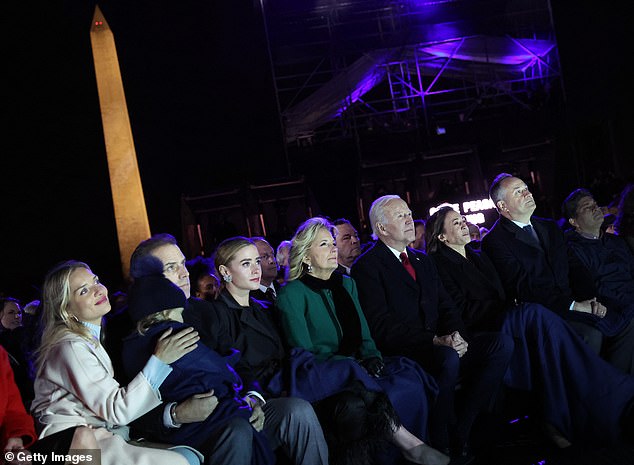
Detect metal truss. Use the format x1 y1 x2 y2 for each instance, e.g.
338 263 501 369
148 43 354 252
261 0 561 146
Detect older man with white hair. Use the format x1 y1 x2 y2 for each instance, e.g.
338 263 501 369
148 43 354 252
351 195 513 459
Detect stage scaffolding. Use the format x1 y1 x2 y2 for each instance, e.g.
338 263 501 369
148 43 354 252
256 0 564 224
261 0 561 148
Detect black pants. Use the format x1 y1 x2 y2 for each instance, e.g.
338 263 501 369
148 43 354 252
417 332 514 450
568 318 634 375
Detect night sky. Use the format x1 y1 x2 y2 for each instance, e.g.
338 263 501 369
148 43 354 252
4 1 633 300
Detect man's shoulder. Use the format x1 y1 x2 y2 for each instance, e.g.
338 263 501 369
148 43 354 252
563 228 582 243
358 239 397 261
185 296 226 325
482 218 523 257
186 296 216 314
482 217 510 244
356 240 381 259
353 240 391 274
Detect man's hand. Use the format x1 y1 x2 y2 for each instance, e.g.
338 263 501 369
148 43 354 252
433 331 468 357
174 390 218 423
591 299 607 318
573 298 607 318
249 405 265 432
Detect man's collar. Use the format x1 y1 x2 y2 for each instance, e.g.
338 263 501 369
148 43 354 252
385 243 406 259
338 263 351 274
576 229 600 240
510 218 532 229
259 283 276 294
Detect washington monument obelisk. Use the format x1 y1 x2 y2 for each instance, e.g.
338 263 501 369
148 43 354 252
90 5 151 278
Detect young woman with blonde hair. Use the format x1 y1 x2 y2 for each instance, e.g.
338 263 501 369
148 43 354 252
31 260 200 465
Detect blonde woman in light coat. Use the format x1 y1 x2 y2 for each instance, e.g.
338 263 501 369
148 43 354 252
31 260 200 465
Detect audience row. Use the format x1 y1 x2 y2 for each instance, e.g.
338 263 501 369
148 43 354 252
2 173 634 465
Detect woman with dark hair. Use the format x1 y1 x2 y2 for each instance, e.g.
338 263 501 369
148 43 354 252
425 206 634 446
31 260 199 465
276 218 448 465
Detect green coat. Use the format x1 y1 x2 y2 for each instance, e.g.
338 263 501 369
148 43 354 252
276 275 381 361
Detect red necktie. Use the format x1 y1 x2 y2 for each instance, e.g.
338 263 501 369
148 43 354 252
400 252 417 281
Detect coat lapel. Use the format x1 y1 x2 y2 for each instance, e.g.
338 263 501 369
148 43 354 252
376 241 419 291
500 216 542 251
464 247 506 299
220 292 280 344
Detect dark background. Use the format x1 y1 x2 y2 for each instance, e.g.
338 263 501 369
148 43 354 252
3 0 633 300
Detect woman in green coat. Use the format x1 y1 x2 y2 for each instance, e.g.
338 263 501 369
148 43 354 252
277 217 448 465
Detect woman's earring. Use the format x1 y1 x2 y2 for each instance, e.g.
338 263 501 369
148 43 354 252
307 263 313 273
223 274 232 283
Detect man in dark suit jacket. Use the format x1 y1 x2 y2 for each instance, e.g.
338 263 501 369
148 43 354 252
333 218 362 275
561 188 634 373
250 237 281 304
352 195 513 457
481 173 613 353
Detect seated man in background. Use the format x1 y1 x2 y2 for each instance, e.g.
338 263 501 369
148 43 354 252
250 237 280 304
275 240 292 284
333 218 362 275
481 173 607 348
562 188 634 374
409 219 426 251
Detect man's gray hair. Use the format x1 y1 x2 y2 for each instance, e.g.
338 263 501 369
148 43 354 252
489 173 514 209
369 195 402 240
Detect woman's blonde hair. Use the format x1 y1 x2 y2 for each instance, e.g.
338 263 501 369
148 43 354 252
213 236 256 282
136 310 174 335
288 217 336 281
36 260 95 374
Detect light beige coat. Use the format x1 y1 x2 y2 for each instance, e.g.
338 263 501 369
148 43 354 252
31 333 188 465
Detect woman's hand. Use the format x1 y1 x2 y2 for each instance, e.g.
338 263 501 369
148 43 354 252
153 327 200 364
3 437 31 465
4 438 24 452
249 405 266 432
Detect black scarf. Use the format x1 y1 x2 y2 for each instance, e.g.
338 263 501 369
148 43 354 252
300 272 362 357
